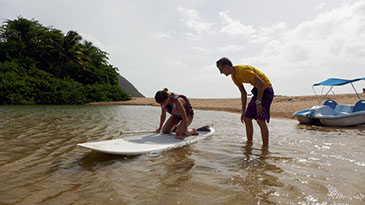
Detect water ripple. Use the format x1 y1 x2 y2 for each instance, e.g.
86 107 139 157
0 105 364 204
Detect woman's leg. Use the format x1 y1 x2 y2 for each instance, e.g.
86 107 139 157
162 115 180 134
175 114 198 139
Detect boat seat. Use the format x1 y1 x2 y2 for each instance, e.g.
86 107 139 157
353 100 365 112
323 99 337 109
334 105 353 113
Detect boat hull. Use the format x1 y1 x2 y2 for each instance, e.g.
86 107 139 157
319 112 365 126
295 115 322 125
293 105 365 127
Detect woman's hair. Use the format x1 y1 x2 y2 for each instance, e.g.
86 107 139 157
154 88 170 103
216 57 233 67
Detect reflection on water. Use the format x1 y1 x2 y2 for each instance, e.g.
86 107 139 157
0 105 364 204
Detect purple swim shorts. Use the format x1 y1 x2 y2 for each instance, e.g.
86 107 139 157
244 87 274 123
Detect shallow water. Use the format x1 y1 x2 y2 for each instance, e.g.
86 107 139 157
0 105 364 204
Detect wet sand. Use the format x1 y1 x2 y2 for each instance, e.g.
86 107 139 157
88 93 365 119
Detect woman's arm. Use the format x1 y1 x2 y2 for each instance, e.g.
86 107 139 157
156 106 166 132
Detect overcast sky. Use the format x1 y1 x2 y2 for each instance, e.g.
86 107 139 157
1 0 365 98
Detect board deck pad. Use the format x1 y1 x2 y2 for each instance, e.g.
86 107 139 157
77 126 214 155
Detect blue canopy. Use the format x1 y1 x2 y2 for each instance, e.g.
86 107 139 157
313 78 365 86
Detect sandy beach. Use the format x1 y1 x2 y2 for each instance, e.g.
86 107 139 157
88 93 365 119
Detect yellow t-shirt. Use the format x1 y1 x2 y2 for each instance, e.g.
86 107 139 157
231 65 272 89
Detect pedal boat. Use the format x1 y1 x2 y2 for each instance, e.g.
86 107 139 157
293 78 365 126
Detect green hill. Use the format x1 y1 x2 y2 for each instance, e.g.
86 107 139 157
0 17 135 104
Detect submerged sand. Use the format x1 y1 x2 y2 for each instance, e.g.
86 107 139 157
88 93 365 119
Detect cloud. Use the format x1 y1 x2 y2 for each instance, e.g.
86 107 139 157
178 7 213 33
315 3 326 11
242 2 365 95
164 59 188 69
249 22 287 43
178 7 214 40
177 8 287 44
272 1 365 66
219 11 256 37
150 31 175 39
217 44 244 53
219 11 287 43
184 32 201 41
192 46 211 54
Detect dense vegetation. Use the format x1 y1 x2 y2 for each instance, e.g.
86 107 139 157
0 17 131 105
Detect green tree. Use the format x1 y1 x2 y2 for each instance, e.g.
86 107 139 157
0 17 131 105
50 30 89 69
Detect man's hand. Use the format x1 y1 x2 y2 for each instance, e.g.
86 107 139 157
256 104 266 116
241 113 245 123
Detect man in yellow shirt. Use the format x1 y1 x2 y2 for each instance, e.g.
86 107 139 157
216 57 274 147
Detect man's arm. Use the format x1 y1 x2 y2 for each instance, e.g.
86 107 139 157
235 82 247 123
253 75 266 116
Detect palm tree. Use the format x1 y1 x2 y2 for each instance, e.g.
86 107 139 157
81 40 108 66
51 30 88 70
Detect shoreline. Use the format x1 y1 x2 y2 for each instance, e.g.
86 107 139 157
87 93 365 120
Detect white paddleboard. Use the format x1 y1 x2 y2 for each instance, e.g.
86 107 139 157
77 126 215 155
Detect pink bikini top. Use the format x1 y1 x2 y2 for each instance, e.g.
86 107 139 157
163 93 193 116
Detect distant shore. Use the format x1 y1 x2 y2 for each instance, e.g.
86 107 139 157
87 93 365 119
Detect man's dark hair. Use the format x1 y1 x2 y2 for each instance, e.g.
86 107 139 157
216 57 233 68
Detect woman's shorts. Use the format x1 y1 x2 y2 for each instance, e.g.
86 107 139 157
173 110 194 122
